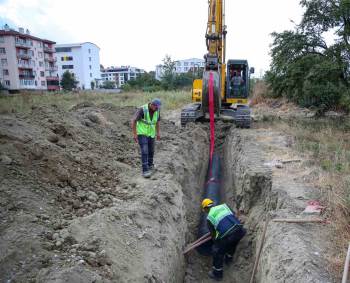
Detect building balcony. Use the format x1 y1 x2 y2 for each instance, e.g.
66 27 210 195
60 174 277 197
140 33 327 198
44 46 54 53
15 41 31 49
17 53 32 59
19 74 35 79
18 62 34 69
46 76 59 81
44 57 57 62
45 65 58 72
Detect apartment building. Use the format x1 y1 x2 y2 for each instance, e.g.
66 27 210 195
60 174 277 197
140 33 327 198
55 42 101 90
100 66 145 88
155 58 205 80
0 25 59 91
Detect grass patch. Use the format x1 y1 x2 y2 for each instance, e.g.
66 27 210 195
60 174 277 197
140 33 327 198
261 116 350 274
0 90 191 114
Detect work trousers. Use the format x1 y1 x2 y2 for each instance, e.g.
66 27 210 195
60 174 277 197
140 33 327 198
137 135 155 173
212 227 246 275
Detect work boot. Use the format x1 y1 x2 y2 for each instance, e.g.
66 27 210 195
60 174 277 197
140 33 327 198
142 171 151 178
208 270 223 281
224 254 233 265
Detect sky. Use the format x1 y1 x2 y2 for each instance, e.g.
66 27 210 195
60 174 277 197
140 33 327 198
0 0 304 76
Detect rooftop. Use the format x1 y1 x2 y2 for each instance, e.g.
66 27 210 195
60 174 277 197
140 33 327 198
55 42 100 50
0 29 55 44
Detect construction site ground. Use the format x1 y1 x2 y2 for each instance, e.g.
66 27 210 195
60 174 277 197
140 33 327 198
0 101 340 282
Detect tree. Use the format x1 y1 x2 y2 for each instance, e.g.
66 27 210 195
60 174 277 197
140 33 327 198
161 55 176 90
102 80 116 89
60 71 78 91
122 72 161 92
266 0 350 112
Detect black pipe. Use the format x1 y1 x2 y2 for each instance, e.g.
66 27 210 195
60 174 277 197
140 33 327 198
196 153 222 255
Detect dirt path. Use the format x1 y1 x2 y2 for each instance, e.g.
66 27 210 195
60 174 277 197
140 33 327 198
0 103 338 282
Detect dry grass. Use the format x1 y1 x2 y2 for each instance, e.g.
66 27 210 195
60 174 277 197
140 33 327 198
269 118 350 274
0 90 192 114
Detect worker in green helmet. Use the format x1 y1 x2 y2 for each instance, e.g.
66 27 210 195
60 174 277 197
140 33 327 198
131 98 161 178
202 198 246 281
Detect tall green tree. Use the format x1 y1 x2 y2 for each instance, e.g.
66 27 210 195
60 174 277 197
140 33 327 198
60 71 78 91
266 0 350 111
161 55 176 90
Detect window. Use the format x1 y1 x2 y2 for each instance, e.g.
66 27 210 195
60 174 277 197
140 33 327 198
1 59 7 66
3 69 9 76
62 65 74 69
41 81 46 86
89 57 91 62
61 56 73 61
5 80 10 86
38 52 43 58
38 42 42 48
0 36 4 43
88 49 91 53
90 73 92 77
184 62 188 66
39 61 43 67
0 48 5 54
40 71 44 77
55 47 72 52
89 65 91 70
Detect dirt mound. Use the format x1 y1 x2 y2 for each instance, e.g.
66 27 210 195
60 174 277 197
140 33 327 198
0 102 338 283
0 103 208 282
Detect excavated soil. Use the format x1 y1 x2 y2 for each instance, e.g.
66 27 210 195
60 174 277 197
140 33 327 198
0 103 338 282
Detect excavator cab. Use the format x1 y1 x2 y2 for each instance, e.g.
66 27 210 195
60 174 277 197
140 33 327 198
225 60 253 104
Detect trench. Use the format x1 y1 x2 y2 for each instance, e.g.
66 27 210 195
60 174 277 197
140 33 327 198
171 119 336 283
179 122 273 283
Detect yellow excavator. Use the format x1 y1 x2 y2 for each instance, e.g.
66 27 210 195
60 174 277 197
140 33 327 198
181 0 254 128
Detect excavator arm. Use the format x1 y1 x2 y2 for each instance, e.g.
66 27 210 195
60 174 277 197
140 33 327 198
202 0 226 116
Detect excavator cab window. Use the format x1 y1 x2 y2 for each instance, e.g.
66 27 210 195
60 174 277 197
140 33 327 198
226 62 248 99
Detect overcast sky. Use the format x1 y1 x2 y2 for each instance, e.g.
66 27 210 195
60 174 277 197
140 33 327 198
0 0 303 75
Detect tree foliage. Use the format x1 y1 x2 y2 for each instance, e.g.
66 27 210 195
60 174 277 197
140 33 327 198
60 71 78 91
122 72 162 92
101 80 116 89
122 55 199 92
266 0 350 112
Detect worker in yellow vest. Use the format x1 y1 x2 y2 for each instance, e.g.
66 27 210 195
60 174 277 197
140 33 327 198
131 98 161 178
202 198 246 281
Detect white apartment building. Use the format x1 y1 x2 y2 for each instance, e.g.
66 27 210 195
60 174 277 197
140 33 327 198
55 42 101 90
155 58 205 80
100 66 145 88
0 25 59 91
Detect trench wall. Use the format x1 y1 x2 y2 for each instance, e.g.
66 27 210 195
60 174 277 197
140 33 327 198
222 128 335 283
